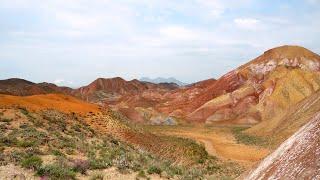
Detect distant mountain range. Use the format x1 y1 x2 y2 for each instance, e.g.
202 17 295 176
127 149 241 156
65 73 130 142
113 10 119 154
140 77 187 86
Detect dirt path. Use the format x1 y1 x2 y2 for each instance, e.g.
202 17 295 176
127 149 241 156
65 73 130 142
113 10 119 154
150 126 270 166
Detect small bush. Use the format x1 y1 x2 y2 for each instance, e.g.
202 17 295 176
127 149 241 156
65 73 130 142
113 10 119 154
0 118 12 123
66 148 75 155
137 170 147 179
19 124 29 129
21 155 43 170
25 147 43 156
8 150 27 163
114 155 131 172
71 124 82 132
147 166 162 175
0 124 7 131
19 107 29 116
90 159 111 170
165 166 183 177
0 136 18 146
37 164 76 180
181 168 203 180
17 140 37 148
72 159 89 174
89 173 104 180
52 149 66 157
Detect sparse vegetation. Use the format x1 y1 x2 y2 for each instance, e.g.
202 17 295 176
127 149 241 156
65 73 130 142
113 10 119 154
0 118 12 123
136 170 147 179
231 127 267 146
37 164 76 180
0 108 244 179
147 165 162 175
21 155 43 170
89 172 104 180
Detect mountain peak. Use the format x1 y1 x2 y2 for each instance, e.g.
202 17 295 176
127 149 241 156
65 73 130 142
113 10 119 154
238 45 320 73
95 77 125 82
140 77 186 86
0 78 35 85
263 45 319 59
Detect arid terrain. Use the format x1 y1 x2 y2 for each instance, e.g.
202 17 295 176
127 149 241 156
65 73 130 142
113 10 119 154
0 45 319 179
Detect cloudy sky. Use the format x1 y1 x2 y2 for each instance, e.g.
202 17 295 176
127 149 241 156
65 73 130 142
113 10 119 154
1 0 320 87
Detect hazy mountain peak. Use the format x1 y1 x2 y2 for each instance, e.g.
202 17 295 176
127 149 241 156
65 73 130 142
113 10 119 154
140 77 187 86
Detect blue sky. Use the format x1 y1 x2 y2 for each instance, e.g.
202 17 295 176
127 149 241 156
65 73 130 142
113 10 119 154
0 0 319 87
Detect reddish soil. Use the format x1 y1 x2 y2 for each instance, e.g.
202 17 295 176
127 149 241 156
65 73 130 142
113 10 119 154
0 93 100 114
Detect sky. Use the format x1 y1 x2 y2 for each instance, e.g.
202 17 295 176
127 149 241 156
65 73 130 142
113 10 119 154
0 0 320 87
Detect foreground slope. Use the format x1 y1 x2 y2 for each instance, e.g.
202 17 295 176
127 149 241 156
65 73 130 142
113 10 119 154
242 111 320 180
0 94 243 179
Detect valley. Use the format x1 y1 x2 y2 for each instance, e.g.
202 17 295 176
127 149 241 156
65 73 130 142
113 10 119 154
145 125 270 166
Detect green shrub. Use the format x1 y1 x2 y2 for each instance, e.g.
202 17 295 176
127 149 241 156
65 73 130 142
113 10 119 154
19 124 29 129
71 159 89 174
114 154 131 172
0 136 18 146
136 170 147 179
24 147 43 157
89 173 104 180
147 166 162 175
19 107 29 116
66 148 75 155
89 158 111 169
71 124 82 132
181 168 203 180
37 164 76 180
0 118 12 123
52 149 66 157
17 140 37 148
164 165 183 177
8 150 27 163
21 155 43 170
0 124 7 131
206 163 221 174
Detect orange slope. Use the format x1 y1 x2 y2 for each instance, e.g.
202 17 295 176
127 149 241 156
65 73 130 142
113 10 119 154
0 93 100 114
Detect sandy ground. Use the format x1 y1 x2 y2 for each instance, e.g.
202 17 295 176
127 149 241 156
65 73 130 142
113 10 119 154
0 164 39 180
149 126 270 167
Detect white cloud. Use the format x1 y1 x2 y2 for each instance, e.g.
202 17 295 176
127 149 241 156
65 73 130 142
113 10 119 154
307 0 320 4
209 9 224 18
53 79 65 84
234 18 260 29
159 26 198 40
55 11 101 30
1 0 320 84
